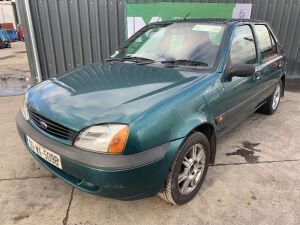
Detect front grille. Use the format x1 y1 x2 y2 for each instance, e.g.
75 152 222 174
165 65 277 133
28 109 77 141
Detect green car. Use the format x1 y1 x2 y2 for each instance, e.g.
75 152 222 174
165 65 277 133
16 19 286 205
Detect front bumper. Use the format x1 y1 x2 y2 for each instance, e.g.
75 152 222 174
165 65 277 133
16 111 182 200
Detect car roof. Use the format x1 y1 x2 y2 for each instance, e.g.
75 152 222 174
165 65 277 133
151 18 267 26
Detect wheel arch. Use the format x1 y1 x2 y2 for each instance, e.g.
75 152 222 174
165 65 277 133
185 122 217 164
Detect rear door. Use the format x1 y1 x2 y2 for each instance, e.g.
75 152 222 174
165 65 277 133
254 24 284 101
222 24 260 131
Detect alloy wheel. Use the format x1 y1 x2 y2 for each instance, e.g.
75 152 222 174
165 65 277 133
272 83 281 110
178 143 206 195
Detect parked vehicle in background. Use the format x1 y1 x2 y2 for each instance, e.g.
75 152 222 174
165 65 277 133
0 23 18 43
0 38 5 49
16 19 286 205
0 29 11 48
5 29 18 41
17 24 24 41
0 23 14 30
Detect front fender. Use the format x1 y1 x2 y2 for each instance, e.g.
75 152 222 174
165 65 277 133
125 78 217 155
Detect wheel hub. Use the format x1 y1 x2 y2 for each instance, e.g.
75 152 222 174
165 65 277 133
272 83 281 110
178 144 206 195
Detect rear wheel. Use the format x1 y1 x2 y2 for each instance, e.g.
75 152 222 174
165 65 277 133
259 81 282 115
159 132 210 205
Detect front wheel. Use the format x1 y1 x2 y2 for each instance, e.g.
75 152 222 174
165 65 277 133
259 81 282 115
159 132 210 205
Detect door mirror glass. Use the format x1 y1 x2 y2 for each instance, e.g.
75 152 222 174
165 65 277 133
229 64 255 77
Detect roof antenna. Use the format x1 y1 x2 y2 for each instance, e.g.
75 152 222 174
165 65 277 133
184 12 191 20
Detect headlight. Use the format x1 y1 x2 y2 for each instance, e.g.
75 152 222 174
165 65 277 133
74 124 129 154
21 95 29 120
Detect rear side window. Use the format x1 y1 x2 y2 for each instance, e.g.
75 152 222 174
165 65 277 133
255 25 277 62
230 25 257 65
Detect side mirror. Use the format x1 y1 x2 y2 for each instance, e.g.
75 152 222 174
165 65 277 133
227 64 255 78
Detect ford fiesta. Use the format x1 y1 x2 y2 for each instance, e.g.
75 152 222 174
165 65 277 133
16 19 286 205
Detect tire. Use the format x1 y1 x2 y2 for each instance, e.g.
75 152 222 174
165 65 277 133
259 80 282 115
159 132 210 205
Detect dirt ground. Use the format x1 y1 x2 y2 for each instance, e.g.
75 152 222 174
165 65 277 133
0 41 30 76
0 42 31 96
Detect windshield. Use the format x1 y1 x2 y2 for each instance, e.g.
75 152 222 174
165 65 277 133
112 23 225 68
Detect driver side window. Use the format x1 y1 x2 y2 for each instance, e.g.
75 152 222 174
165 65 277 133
230 25 257 65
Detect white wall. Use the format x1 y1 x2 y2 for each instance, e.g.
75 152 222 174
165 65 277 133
0 2 16 27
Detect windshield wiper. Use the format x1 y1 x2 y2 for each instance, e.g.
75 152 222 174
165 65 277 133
105 56 154 63
160 59 208 67
105 57 123 62
121 56 155 62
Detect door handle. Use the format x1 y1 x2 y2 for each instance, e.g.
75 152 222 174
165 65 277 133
255 72 262 80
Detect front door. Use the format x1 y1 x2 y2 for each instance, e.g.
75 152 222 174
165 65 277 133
222 25 260 132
